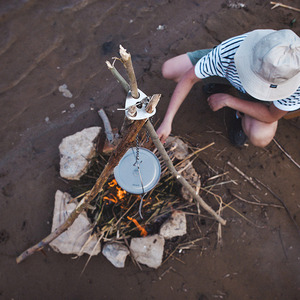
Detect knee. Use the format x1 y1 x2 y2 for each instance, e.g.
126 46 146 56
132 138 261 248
249 135 273 148
161 60 173 80
243 118 277 148
247 125 276 148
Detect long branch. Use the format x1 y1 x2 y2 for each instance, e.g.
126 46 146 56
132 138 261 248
145 121 226 225
16 117 150 264
108 54 226 225
106 61 130 93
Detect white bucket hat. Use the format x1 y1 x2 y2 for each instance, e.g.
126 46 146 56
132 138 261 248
234 29 300 101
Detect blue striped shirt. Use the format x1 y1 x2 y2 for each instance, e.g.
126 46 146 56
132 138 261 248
194 33 300 112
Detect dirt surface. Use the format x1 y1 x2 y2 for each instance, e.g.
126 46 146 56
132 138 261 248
1 0 300 299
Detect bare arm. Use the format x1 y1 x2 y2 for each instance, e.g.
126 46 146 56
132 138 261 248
157 67 201 142
207 93 287 122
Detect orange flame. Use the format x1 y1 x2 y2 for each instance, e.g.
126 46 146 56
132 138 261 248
103 194 118 204
127 216 147 237
116 186 127 199
108 179 117 188
104 179 127 205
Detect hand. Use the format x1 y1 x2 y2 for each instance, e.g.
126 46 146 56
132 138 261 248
207 93 230 111
156 121 172 144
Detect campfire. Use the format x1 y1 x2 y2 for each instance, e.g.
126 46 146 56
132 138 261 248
73 139 196 242
61 135 215 269
16 45 226 267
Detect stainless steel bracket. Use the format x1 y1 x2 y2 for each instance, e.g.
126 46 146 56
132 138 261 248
125 89 156 120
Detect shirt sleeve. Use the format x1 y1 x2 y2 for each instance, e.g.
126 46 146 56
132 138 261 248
273 88 300 111
194 46 224 79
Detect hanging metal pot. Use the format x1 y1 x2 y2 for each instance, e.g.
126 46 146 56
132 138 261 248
114 147 161 194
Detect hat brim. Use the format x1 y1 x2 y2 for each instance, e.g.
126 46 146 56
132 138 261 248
234 29 300 101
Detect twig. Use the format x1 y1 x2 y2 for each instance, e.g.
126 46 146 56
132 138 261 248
277 227 288 260
105 52 226 226
119 45 138 98
176 142 215 168
146 94 161 113
270 1 300 12
98 108 115 144
217 222 223 248
178 237 207 248
124 238 142 271
255 178 300 237
231 192 283 209
273 138 300 169
145 121 226 225
226 202 265 228
207 171 229 182
158 266 176 280
204 180 238 189
106 61 130 92
177 159 195 174
227 161 261 190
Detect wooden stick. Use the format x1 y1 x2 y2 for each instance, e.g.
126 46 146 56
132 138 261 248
119 45 139 98
145 121 226 225
107 53 226 225
270 1 300 12
16 47 159 263
227 161 261 190
146 94 161 113
16 116 151 263
273 138 300 169
106 61 130 93
231 192 283 209
98 108 115 143
255 178 300 237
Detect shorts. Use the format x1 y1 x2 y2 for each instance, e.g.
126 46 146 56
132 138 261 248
187 49 212 66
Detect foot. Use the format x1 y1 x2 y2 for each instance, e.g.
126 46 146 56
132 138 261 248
227 110 247 147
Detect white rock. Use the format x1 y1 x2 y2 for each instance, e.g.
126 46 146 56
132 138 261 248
59 84 73 98
157 24 166 30
102 243 130 268
159 210 187 239
50 190 101 256
165 136 189 160
59 127 101 180
130 234 165 269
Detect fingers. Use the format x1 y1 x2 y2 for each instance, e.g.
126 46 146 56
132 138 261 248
207 96 214 110
207 94 222 111
156 121 172 144
157 131 167 144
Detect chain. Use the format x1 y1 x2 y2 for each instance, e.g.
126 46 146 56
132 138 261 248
134 134 140 166
132 134 146 219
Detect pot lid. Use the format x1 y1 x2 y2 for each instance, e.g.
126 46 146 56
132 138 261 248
114 147 161 194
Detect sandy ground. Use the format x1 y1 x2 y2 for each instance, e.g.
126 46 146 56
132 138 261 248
0 0 300 299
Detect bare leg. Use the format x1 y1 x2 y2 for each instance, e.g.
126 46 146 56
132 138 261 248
242 115 277 147
162 54 193 82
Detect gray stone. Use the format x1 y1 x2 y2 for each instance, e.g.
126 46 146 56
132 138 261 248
165 136 189 160
159 210 187 239
59 127 101 180
50 190 101 256
102 243 130 268
130 234 165 269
